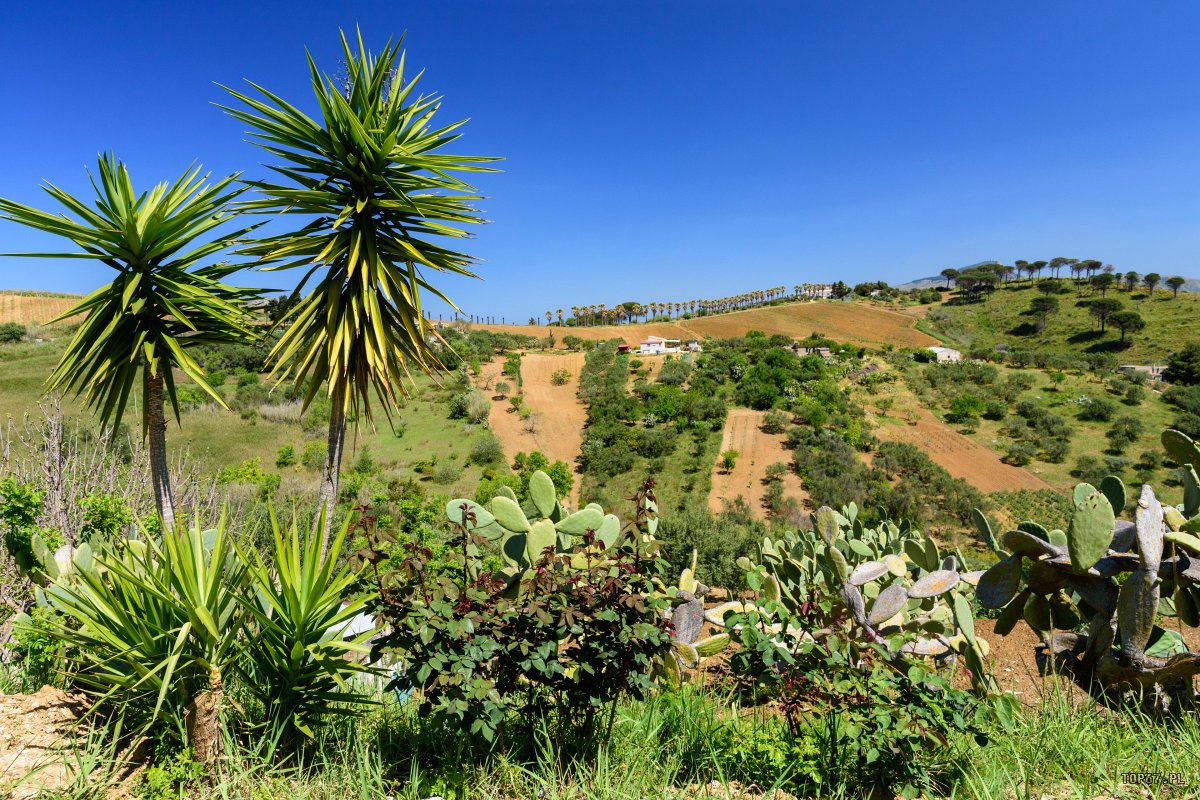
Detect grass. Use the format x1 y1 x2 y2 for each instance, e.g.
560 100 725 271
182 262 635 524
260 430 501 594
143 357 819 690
0 337 501 500
927 281 1200 364
8 673 1199 799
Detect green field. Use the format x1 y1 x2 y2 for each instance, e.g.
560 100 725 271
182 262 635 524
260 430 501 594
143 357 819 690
926 281 1200 363
0 337 500 502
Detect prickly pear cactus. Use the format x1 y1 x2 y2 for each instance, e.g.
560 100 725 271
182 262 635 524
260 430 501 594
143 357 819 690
980 434 1200 710
656 549 733 686
732 504 997 695
445 470 622 596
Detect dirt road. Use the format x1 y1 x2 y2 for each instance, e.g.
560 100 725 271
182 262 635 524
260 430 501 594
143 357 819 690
480 352 588 506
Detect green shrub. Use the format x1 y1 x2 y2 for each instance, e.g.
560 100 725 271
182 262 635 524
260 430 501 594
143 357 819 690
470 434 504 465
473 474 523 505
136 747 205 800
1005 442 1036 466
80 493 132 543
9 606 65 690
275 444 297 468
550 368 571 385
1106 415 1144 451
761 409 790 434
0 477 44 573
433 461 462 485
655 503 766 590
776 647 984 798
365 488 671 757
216 457 282 500
946 393 986 424
1078 396 1117 422
301 441 326 470
0 322 26 343
1123 383 1145 406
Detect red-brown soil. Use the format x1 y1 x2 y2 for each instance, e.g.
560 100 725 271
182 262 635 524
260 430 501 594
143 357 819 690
446 300 938 350
709 409 809 519
872 402 1054 493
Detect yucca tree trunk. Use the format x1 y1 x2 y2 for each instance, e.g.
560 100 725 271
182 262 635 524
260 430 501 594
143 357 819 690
146 370 176 531
317 397 347 554
186 668 224 764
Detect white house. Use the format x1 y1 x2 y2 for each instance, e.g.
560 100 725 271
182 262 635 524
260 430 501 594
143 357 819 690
638 336 682 355
927 346 962 363
1118 364 1167 381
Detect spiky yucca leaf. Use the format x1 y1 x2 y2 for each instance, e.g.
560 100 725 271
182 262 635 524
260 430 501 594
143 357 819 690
0 155 257 431
220 29 500 421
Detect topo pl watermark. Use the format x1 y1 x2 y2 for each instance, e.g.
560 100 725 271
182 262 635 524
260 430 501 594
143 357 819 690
1121 771 1187 787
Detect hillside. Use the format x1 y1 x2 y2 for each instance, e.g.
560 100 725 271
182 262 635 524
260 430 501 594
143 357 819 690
456 299 938 350
0 291 84 327
921 282 1200 363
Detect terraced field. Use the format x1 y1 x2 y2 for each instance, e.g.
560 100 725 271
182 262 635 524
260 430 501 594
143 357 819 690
0 292 83 326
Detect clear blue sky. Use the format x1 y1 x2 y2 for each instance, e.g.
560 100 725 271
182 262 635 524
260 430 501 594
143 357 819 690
1 1 1198 321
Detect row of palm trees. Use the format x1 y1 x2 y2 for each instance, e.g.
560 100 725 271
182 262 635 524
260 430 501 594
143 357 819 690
0 31 493 548
552 284 843 327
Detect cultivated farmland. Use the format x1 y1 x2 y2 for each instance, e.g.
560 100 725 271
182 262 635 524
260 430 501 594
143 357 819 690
456 299 938 350
0 291 83 326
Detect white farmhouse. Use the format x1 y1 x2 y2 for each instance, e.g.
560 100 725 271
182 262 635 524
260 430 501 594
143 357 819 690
927 346 962 363
638 335 682 355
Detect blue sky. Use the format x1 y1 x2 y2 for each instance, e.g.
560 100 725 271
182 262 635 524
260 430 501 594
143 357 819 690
1 2 1198 322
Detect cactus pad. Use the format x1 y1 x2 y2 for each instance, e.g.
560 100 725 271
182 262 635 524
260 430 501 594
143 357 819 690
1134 484 1165 572
977 555 1022 609
1116 566 1159 663
1002 529 1060 558
526 520 557 562
849 560 889 585
529 471 557 517
1163 429 1200 470
1067 490 1115 573
490 495 531 532
869 582 909 625
909 569 960 598
1099 475 1127 518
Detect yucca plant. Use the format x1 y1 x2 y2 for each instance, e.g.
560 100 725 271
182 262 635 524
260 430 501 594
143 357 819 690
25 509 377 764
221 29 500 546
0 156 257 528
35 517 248 761
236 508 376 754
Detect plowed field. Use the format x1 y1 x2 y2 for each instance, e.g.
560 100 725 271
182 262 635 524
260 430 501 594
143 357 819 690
479 352 587 506
0 292 82 326
451 300 938 349
873 402 1053 493
709 408 808 519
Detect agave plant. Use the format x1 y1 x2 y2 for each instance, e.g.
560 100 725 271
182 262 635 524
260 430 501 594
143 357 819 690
221 29 500 547
19 510 375 762
236 509 376 752
28 517 248 760
0 156 256 529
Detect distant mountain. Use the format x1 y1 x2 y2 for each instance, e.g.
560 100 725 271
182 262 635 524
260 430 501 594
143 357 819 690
896 262 999 291
896 265 1200 293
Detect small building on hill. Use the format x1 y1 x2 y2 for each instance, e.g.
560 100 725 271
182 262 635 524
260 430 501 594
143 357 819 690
638 336 681 355
1118 364 1167 381
792 344 835 361
927 346 962 363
